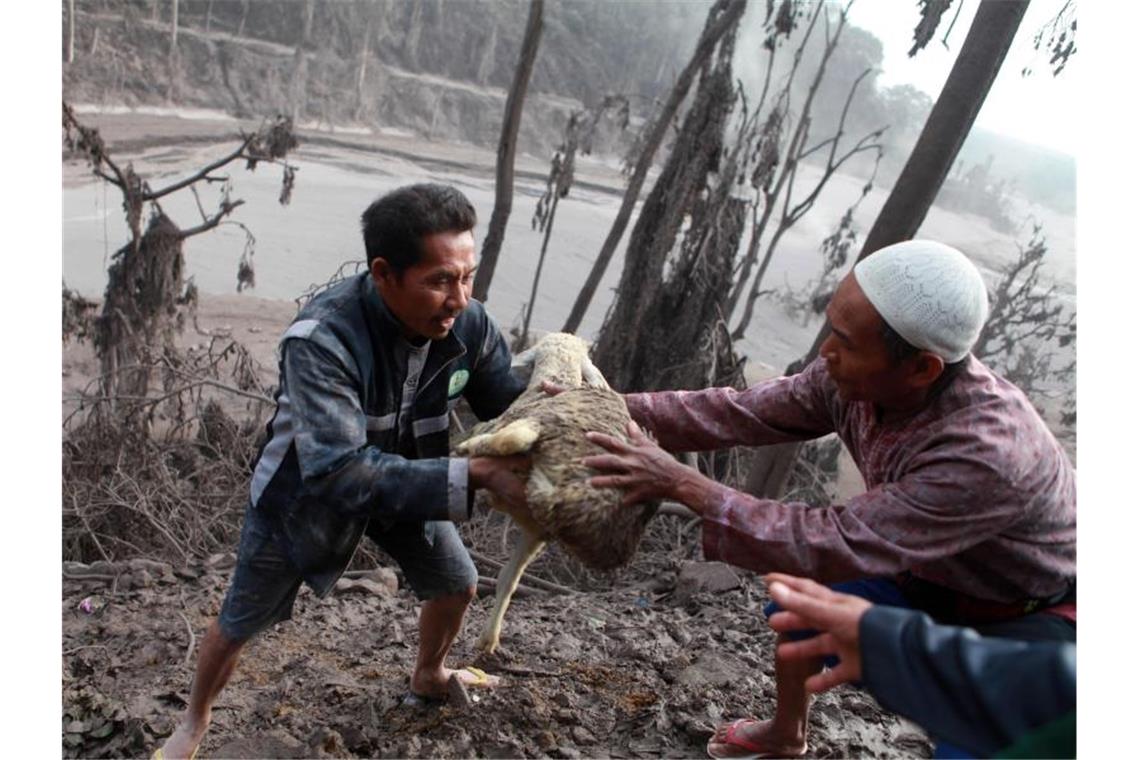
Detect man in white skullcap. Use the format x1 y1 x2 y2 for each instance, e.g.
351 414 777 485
581 240 1076 758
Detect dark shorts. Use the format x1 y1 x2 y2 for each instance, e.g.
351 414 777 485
763 577 1076 667
217 504 477 642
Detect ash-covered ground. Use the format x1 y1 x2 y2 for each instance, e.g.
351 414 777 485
62 514 930 759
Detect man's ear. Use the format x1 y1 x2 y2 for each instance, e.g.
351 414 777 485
911 351 946 388
370 257 394 287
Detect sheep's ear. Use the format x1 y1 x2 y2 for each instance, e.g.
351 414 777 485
581 357 609 389
511 345 537 385
512 345 537 370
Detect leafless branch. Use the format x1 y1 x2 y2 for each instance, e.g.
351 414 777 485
143 138 254 201
179 199 246 239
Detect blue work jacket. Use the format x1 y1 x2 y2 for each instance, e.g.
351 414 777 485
249 272 524 595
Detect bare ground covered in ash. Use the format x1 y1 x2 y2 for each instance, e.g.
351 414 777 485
62 517 931 759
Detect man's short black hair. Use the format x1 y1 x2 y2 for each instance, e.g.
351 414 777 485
881 320 968 379
361 183 477 274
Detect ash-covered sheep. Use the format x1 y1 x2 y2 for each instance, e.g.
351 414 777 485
454 332 658 653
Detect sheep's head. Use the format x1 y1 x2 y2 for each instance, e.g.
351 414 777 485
513 332 610 391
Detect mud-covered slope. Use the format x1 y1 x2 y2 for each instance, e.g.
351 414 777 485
62 531 930 759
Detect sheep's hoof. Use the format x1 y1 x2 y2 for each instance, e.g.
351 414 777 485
476 633 500 654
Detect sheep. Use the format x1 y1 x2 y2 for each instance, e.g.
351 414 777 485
453 332 658 653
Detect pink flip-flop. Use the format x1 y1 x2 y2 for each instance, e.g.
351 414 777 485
705 719 807 759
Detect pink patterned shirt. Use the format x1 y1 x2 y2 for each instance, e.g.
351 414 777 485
624 357 1076 603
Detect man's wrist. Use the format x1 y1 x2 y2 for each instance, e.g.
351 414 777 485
671 466 716 516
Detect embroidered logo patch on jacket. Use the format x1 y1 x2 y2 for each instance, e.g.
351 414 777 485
448 369 470 397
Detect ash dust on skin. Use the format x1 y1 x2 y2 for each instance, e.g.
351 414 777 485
62 512 929 759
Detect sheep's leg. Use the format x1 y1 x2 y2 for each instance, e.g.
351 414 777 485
456 418 540 457
477 526 546 653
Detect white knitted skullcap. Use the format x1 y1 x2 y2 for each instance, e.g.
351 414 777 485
853 240 989 362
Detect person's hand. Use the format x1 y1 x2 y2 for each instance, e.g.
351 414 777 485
581 419 694 506
765 573 873 693
468 454 531 519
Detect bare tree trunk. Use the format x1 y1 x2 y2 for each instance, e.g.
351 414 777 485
471 0 544 303
478 22 499 86
66 0 76 63
725 2 838 324
354 0 378 121
405 1 424 69
521 191 559 345
744 0 1031 501
591 41 739 391
560 0 746 334
205 0 213 33
290 0 316 125
237 0 249 37
166 0 180 103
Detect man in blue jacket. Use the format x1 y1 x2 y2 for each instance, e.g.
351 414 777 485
156 184 530 760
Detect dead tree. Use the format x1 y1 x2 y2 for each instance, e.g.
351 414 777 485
290 0 316 125
590 45 739 392
726 1 828 319
236 0 250 37
521 97 631 347
778 192 874 328
1024 0 1076 77
66 0 76 64
594 33 753 485
472 0 544 303
592 0 827 397
973 224 1075 411
353 0 379 122
63 103 298 413
166 0 181 103
730 65 886 339
560 0 746 334
743 0 1032 501
725 2 886 342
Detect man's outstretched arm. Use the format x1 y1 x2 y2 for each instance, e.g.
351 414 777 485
767 574 1076 758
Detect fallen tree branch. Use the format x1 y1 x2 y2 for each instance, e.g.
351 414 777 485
66 377 274 407
62 571 119 582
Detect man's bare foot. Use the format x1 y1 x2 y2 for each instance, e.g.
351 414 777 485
410 665 500 699
706 718 807 759
155 718 207 760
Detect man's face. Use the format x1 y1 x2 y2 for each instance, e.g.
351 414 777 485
819 273 913 405
371 229 477 342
